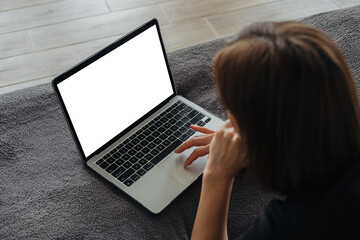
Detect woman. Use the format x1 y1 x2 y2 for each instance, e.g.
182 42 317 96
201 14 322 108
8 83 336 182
175 21 360 239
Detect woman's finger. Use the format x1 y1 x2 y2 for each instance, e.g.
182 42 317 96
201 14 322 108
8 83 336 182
174 134 213 153
217 119 232 133
225 119 232 128
190 125 214 134
184 145 210 167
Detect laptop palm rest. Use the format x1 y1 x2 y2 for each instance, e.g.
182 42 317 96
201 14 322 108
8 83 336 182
158 148 206 186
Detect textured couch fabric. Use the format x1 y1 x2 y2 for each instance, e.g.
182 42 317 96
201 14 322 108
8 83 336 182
1 5 359 239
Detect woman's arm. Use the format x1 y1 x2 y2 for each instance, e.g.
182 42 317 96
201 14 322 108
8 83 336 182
191 173 234 240
176 119 247 240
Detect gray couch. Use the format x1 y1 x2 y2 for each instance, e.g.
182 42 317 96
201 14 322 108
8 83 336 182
1 5 359 239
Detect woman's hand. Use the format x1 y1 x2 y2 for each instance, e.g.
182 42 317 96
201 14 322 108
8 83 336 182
205 119 247 181
175 120 247 179
174 124 216 167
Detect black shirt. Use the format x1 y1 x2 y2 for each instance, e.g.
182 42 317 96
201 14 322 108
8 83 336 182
237 161 360 240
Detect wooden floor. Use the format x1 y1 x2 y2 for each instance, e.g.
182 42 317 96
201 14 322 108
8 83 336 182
0 0 358 94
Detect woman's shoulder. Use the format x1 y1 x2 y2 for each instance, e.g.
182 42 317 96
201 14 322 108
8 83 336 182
238 160 360 240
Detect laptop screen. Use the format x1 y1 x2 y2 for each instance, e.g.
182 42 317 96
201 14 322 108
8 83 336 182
57 25 174 158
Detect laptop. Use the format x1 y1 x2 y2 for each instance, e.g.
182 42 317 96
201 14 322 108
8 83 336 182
52 18 224 214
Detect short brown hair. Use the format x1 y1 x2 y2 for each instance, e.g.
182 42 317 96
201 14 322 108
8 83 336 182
214 22 360 194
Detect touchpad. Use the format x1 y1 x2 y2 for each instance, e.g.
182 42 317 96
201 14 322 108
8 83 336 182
158 147 207 186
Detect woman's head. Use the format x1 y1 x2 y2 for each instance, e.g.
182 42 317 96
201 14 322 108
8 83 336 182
214 21 360 194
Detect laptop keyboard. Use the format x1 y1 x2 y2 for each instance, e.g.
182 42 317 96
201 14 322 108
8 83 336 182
95 100 211 187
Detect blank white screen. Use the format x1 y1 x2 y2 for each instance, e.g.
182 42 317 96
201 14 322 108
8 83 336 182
58 26 174 157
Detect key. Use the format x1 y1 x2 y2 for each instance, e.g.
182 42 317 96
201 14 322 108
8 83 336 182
112 166 126 178
118 169 135 182
105 163 118 173
150 139 182 165
124 179 134 187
